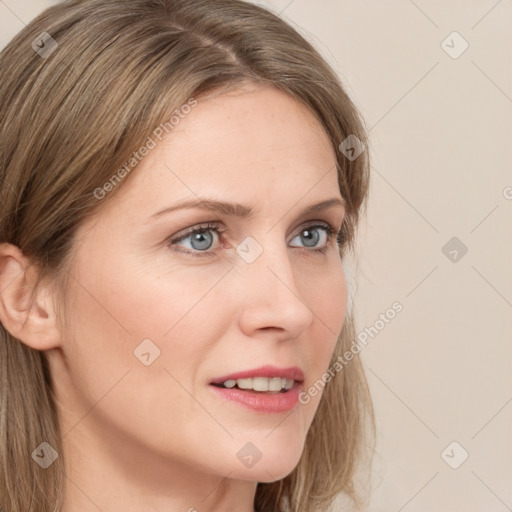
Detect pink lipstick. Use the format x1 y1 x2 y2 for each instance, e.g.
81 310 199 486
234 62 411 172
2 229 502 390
209 365 304 413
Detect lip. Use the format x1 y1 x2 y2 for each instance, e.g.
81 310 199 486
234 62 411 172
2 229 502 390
209 365 305 385
209 381 303 413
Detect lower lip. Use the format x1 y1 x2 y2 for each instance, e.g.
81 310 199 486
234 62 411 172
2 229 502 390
209 382 303 413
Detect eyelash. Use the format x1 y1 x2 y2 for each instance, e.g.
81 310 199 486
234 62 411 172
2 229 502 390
166 221 344 258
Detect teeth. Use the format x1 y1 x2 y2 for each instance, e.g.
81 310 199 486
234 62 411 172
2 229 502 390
221 377 295 392
252 377 269 391
236 378 253 390
268 377 282 392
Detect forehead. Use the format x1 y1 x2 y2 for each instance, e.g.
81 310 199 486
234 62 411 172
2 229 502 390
175 83 334 164
94 84 340 224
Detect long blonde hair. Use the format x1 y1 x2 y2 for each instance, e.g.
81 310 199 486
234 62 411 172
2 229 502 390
0 1 374 510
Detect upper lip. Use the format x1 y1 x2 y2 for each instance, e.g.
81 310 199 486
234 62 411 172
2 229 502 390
209 365 304 385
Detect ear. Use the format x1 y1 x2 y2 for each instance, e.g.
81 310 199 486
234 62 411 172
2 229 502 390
0 242 62 350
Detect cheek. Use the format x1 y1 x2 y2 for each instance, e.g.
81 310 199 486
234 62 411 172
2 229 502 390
300 265 347 407
57 258 235 451
62 257 233 387
309 262 347 352
72 250 226 335
324 266 347 329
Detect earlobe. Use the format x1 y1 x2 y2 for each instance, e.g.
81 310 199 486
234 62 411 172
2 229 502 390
0 243 62 350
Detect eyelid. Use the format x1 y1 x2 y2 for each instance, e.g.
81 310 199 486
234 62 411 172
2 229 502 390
169 221 226 244
169 220 334 242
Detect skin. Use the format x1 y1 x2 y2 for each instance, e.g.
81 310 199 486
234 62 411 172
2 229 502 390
0 83 347 512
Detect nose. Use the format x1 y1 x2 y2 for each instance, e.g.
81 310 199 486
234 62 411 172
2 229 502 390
237 240 315 341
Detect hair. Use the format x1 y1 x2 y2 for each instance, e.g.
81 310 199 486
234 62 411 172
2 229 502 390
0 0 375 511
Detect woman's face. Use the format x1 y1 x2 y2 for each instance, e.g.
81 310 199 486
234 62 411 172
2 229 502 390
50 84 347 490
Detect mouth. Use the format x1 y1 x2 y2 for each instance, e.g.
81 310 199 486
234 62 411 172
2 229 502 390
208 374 304 413
208 365 305 395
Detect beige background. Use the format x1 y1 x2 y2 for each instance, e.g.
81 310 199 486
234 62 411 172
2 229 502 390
1 1 511 510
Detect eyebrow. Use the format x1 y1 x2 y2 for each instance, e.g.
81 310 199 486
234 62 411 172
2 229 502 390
148 196 345 221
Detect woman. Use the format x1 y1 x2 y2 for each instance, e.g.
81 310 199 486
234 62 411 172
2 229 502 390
0 1 374 511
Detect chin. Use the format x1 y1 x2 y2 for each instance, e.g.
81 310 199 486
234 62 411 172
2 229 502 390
256 461 299 482
232 461 299 483
233 443 304 483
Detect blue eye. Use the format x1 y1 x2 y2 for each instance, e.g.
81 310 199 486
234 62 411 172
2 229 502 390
180 227 216 251
167 222 224 256
289 224 333 251
167 221 340 258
